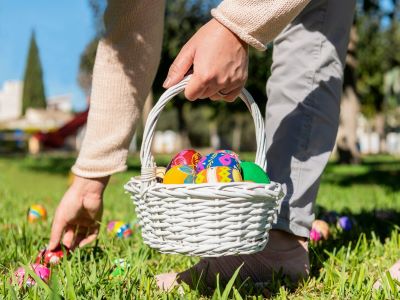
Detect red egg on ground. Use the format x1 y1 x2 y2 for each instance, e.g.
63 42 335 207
35 244 70 266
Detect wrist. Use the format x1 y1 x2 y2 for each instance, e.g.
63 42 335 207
210 18 248 49
72 175 110 194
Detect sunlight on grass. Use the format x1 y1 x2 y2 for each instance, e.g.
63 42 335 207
0 154 399 298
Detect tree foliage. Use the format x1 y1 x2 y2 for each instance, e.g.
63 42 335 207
355 0 400 116
22 31 46 114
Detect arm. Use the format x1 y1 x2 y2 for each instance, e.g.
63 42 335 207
163 0 310 99
49 0 165 250
211 0 311 51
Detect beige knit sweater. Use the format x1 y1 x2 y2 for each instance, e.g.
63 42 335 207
72 0 310 178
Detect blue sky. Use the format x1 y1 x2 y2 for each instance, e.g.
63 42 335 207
0 1 96 111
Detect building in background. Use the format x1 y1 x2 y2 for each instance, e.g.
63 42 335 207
47 94 72 112
0 81 23 122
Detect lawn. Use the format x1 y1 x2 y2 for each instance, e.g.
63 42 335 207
0 154 399 299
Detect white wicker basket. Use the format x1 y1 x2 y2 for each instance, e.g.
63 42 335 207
125 76 284 257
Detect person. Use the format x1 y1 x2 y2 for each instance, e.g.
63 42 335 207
48 0 356 291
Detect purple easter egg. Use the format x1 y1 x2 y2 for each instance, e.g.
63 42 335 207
337 216 352 231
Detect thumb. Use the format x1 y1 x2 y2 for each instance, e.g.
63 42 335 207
48 214 66 250
163 44 195 88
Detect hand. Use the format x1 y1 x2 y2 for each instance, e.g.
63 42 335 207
48 175 109 250
163 18 249 102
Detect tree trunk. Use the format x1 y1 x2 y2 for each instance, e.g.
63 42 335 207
336 85 361 164
336 24 361 164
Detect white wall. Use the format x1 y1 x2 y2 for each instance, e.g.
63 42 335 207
0 81 23 122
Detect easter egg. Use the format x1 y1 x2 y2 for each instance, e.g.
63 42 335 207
110 258 131 277
240 161 270 184
27 204 47 223
216 150 240 161
36 244 70 266
309 228 322 242
107 221 133 238
163 165 195 184
312 220 330 240
14 264 50 287
196 152 241 173
195 166 243 184
337 216 352 231
166 149 202 170
156 167 166 183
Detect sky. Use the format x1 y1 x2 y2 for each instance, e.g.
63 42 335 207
0 1 96 111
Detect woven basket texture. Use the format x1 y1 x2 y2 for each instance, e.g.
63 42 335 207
125 76 284 257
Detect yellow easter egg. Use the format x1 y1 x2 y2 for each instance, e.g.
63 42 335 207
163 165 195 184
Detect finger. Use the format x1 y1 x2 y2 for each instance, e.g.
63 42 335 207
78 231 99 248
220 86 243 102
48 213 67 250
209 86 242 102
184 73 210 101
62 225 75 249
163 44 195 88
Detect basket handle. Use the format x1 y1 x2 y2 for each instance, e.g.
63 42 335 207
140 76 267 178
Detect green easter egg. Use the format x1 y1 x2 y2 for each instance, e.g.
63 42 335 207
240 162 270 184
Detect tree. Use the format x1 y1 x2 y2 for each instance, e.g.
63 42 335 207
22 31 46 114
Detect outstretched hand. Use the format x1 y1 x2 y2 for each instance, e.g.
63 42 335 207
163 18 249 102
48 176 109 251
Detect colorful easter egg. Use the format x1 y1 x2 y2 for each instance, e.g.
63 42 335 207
240 161 270 184
196 152 241 173
36 243 70 266
312 220 330 240
215 150 240 161
309 228 322 242
156 167 167 183
27 204 47 223
163 165 195 184
107 221 133 238
166 149 202 170
337 216 352 231
14 264 51 287
195 166 243 184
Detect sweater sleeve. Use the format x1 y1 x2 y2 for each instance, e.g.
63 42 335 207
71 0 165 178
211 0 310 51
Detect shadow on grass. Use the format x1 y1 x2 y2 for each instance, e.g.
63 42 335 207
309 205 400 278
323 156 400 191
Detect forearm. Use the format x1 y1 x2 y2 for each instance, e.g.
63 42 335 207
212 0 310 51
72 0 165 178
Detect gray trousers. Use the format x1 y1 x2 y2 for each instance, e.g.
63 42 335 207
267 0 356 238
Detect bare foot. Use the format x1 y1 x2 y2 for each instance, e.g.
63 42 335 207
373 259 400 289
155 272 178 291
155 230 309 290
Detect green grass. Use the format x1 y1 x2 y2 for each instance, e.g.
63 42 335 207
0 154 400 299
